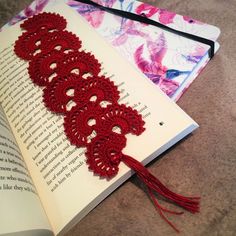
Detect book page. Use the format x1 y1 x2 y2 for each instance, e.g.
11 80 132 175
0 2 198 235
0 105 52 235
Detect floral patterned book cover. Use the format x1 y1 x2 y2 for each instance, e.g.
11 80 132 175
2 0 220 101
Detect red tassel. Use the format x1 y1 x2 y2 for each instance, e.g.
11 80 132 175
122 154 200 233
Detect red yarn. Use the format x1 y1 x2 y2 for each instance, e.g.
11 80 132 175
98 104 145 136
59 51 101 77
43 74 82 114
122 155 200 206
64 103 103 146
14 12 200 232
14 30 46 60
86 133 126 178
28 50 65 86
75 75 120 106
40 31 82 53
20 12 67 32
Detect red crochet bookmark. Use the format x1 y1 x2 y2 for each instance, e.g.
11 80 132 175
14 12 200 232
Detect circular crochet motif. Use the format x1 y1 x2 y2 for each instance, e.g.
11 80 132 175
43 74 82 114
98 104 145 136
86 133 126 178
76 76 120 107
20 12 67 32
64 104 103 146
14 30 46 60
59 51 101 77
41 31 82 53
28 50 65 86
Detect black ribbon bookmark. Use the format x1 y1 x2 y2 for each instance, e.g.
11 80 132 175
74 0 215 59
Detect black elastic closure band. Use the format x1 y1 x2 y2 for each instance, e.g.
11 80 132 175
74 0 215 59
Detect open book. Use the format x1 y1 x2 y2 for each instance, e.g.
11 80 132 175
0 2 198 235
2 0 221 101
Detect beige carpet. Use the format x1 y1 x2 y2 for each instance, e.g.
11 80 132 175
0 0 235 235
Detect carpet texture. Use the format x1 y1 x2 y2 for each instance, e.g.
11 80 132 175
0 0 235 236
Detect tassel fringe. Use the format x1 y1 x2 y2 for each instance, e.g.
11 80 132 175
122 154 200 233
